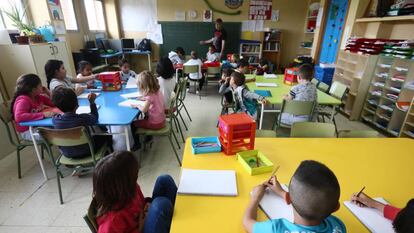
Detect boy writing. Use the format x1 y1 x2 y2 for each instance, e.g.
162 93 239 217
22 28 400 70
243 160 346 233
281 63 317 125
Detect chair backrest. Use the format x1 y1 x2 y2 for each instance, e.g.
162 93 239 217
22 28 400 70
178 78 188 102
83 198 98 233
329 81 348 100
280 100 316 117
311 78 319 86
291 122 336 138
338 130 379 138
317 82 330 93
207 66 221 75
0 101 19 146
183 65 199 74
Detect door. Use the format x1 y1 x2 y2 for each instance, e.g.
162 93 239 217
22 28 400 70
52 42 74 77
319 0 348 64
30 44 55 86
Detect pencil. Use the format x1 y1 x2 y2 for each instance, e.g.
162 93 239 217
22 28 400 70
268 165 280 181
356 186 365 197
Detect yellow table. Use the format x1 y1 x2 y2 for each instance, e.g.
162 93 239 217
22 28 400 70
170 138 414 233
246 75 342 129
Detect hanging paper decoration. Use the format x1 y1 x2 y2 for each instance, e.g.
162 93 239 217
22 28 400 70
249 0 272 20
225 0 243 9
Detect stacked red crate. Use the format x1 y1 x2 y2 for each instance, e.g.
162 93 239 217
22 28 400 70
99 71 122 91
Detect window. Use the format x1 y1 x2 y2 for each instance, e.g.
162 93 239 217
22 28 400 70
0 0 25 30
84 0 105 31
61 0 78 31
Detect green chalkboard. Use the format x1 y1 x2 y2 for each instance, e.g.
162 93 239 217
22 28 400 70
159 21 241 59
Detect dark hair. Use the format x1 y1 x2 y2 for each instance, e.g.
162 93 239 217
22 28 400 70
393 199 414 233
45 59 64 88
175 47 185 56
52 87 78 112
118 58 129 67
298 63 314 81
209 45 216 50
78 60 92 73
93 151 139 216
10 74 42 117
237 58 249 68
190 50 198 59
259 58 268 67
231 71 246 86
216 18 223 24
289 160 340 222
222 68 234 78
156 57 174 80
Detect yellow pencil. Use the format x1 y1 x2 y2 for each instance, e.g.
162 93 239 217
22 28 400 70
268 165 280 181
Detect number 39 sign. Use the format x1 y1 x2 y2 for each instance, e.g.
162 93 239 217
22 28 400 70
249 0 272 20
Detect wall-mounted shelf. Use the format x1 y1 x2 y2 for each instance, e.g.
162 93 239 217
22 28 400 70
356 15 414 23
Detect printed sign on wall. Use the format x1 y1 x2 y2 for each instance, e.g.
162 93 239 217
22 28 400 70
249 0 272 20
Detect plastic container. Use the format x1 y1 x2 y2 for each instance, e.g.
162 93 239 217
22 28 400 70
284 68 298 85
237 150 274 175
99 72 122 91
191 137 222 154
315 65 335 86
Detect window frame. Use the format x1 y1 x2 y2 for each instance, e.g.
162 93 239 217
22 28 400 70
60 0 79 32
83 0 106 33
0 0 26 32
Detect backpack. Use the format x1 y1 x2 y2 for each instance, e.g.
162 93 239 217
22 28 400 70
137 39 152 52
235 88 258 116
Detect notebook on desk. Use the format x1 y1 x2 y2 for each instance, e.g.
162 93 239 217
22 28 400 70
254 90 272 97
76 105 100 114
77 92 101 99
177 169 238 196
344 198 393 233
256 184 293 221
256 82 278 87
125 77 137 89
118 99 145 108
120 92 141 99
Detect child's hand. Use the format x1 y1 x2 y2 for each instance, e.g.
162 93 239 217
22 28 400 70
43 111 57 118
260 99 269 105
41 86 51 96
351 192 385 212
264 175 286 197
251 184 266 201
88 93 97 103
76 86 86 96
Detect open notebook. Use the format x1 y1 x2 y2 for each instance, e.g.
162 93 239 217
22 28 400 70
256 82 278 87
177 169 238 196
118 99 145 108
120 92 141 99
256 184 293 221
76 105 100 114
344 198 393 233
264 73 278 79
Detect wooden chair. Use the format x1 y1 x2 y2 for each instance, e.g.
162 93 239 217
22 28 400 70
291 122 336 138
272 100 317 130
83 198 98 233
338 130 379 138
38 126 110 204
0 101 47 178
135 92 182 166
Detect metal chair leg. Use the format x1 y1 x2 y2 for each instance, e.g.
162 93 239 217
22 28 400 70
174 116 185 143
171 130 181 150
181 102 192 122
168 135 182 166
56 170 64 204
17 147 21 179
177 110 188 130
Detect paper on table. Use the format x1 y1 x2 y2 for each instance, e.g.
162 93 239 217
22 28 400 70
256 184 293 221
76 105 100 114
177 169 238 196
256 82 278 87
118 99 145 108
125 77 137 89
120 92 141 99
264 73 278 79
344 198 393 233
77 92 101 99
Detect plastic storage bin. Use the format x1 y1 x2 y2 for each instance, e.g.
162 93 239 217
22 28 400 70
99 72 122 91
284 68 298 85
191 137 222 154
314 65 335 86
237 150 274 175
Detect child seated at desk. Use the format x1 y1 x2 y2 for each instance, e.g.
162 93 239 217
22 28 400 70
184 51 204 93
77 60 97 88
45 59 96 96
351 192 414 233
168 47 185 65
236 58 250 74
281 63 317 125
94 151 177 233
156 57 176 109
11 74 57 141
243 160 346 233
206 45 220 62
256 58 270 75
219 71 268 119
119 58 137 82
51 87 112 161
218 68 234 106
230 53 240 68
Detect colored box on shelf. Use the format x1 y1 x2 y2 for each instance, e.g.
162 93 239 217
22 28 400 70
237 150 274 175
191 137 222 154
315 65 335 86
99 71 122 91
284 68 298 85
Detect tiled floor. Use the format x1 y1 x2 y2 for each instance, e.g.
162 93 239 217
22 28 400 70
0 84 382 232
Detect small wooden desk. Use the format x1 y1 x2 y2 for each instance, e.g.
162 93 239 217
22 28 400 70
170 138 414 233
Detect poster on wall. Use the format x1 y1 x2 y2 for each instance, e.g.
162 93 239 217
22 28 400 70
48 0 60 6
49 5 63 20
249 0 272 20
203 10 212 22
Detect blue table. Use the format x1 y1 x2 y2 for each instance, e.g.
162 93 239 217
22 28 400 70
100 50 152 71
20 87 140 180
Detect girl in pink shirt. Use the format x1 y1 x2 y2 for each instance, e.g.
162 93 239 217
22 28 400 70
11 74 57 140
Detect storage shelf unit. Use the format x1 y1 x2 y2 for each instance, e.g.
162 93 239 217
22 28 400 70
355 15 414 23
262 29 281 72
361 56 414 137
399 98 414 139
240 40 262 65
333 50 378 120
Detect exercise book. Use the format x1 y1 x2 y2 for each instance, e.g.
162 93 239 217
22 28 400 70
264 73 278 79
177 169 238 196
118 99 145 108
125 77 138 89
256 82 278 87
254 90 272 97
255 184 293 221
120 92 141 99
77 92 101 99
344 198 393 233
76 105 100 114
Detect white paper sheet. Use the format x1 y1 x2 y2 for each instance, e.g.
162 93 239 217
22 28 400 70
177 169 238 196
120 92 141 99
256 82 278 87
120 0 157 32
147 24 163 44
118 99 145 108
257 184 293 221
264 73 278 79
77 92 100 99
125 77 137 89
76 105 100 114
344 198 393 233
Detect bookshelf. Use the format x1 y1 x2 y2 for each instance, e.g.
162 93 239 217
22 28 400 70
399 98 414 139
333 51 378 120
262 29 281 72
299 1 320 57
361 56 414 136
240 40 262 65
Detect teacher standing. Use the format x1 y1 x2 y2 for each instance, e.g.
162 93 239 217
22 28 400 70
200 18 227 60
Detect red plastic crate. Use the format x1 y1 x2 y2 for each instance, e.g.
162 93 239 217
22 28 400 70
99 72 122 91
284 68 299 85
218 113 256 155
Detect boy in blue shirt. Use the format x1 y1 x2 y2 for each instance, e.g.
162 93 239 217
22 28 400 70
243 160 346 233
